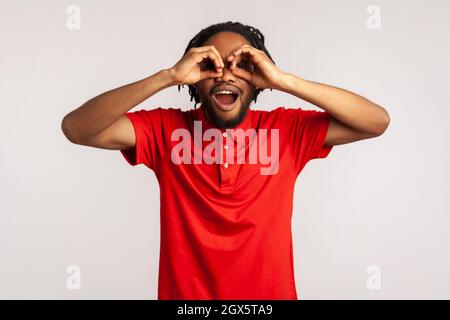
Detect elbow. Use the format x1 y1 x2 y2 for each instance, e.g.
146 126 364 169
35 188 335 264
61 115 82 144
372 108 390 137
379 108 391 135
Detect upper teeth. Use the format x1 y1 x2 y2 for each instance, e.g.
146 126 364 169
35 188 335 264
216 90 234 95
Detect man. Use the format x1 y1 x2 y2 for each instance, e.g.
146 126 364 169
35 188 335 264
61 21 390 300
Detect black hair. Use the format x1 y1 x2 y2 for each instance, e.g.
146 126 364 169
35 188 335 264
177 21 275 107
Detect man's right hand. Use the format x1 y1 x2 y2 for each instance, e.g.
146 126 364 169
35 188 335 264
62 45 225 151
168 45 225 85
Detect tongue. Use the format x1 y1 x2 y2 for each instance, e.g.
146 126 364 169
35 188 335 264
215 94 235 105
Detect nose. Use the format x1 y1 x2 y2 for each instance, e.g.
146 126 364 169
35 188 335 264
215 64 236 83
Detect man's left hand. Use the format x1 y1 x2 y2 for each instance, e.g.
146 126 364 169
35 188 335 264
227 44 286 90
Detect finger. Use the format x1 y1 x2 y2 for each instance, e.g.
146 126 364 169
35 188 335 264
226 50 241 69
228 45 258 59
204 49 223 72
206 45 225 68
193 45 224 69
232 46 259 61
227 53 243 70
200 69 223 81
196 51 223 72
188 47 221 70
230 67 252 82
227 47 258 69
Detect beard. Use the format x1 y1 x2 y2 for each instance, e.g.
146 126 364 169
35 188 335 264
203 93 254 129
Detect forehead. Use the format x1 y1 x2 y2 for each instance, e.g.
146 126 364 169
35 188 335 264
203 31 251 58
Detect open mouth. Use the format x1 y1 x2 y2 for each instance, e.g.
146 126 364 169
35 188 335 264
212 90 240 111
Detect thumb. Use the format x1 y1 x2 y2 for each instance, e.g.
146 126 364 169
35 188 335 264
231 68 252 82
201 70 223 80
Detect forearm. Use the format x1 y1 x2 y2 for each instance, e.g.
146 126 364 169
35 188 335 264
278 73 390 135
62 68 176 141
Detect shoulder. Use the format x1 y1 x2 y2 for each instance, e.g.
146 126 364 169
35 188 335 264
259 106 327 120
251 106 330 130
251 106 300 125
125 107 189 134
128 106 186 121
251 106 306 117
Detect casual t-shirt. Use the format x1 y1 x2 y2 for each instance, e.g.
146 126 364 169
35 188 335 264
120 102 333 300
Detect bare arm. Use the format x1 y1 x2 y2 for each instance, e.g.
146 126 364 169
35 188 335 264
225 45 390 147
278 74 391 146
62 45 226 150
61 69 176 150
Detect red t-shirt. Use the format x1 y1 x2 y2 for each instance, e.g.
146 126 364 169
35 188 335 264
120 103 333 299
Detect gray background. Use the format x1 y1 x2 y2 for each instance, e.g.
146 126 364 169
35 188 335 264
1 0 449 299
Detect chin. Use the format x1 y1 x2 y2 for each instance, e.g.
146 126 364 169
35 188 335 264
212 103 241 120
205 98 250 129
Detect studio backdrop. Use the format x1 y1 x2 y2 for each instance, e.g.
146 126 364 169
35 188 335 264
1 0 449 299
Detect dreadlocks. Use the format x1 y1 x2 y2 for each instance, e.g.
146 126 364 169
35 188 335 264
177 21 275 108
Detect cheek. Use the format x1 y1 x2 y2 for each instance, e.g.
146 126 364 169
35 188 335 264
195 81 213 98
241 86 256 101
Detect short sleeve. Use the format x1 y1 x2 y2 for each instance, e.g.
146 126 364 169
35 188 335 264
120 108 162 171
286 108 333 174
